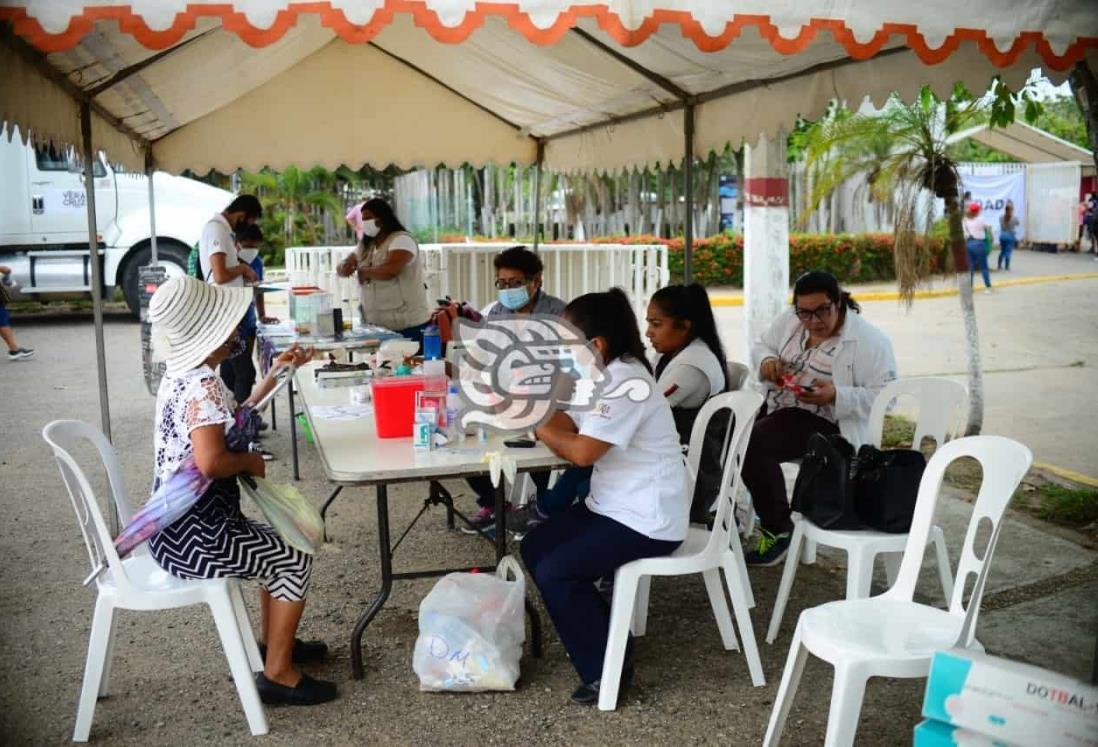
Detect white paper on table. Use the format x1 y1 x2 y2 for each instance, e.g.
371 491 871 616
309 404 373 421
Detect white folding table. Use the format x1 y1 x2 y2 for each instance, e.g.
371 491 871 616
295 361 568 679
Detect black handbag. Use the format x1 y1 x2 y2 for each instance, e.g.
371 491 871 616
853 445 926 533
791 433 862 530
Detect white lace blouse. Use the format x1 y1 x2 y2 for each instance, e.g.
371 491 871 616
153 365 235 488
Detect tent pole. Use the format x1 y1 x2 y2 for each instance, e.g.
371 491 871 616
81 102 116 528
683 104 695 284
146 148 158 264
533 140 545 253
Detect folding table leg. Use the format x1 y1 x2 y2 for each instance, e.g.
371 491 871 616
351 484 392 680
288 379 299 480
319 486 343 543
494 480 506 561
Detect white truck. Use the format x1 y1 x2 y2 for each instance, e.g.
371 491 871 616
0 132 234 314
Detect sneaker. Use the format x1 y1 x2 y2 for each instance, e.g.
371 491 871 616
984 288 993 295
509 504 548 535
7 348 33 361
249 442 275 461
744 528 792 567
459 505 498 535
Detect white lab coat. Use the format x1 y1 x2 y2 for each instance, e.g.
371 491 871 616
750 309 897 447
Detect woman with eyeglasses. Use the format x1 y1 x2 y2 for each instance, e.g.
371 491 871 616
337 198 431 343
462 246 568 535
742 270 897 566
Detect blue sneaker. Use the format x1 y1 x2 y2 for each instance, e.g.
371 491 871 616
744 528 792 567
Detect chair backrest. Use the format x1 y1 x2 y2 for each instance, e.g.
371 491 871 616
42 420 133 593
724 361 751 392
685 390 763 553
884 436 1033 647
866 377 968 450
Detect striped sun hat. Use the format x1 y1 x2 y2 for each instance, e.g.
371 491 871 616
149 276 252 375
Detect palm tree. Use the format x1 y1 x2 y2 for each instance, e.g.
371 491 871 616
799 87 988 434
243 166 345 245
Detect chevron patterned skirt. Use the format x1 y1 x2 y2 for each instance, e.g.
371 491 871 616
148 479 312 602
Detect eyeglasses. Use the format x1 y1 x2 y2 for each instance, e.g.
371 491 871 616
794 303 834 322
494 277 530 290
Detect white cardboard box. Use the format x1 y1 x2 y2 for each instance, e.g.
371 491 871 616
922 649 1098 747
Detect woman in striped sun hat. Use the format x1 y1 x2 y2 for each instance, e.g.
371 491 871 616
148 275 336 706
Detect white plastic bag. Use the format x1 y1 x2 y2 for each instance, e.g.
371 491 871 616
413 556 526 692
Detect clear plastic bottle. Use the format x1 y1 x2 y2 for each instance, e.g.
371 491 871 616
423 358 447 395
446 382 462 438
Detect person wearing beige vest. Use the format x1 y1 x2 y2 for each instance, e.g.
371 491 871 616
337 198 431 344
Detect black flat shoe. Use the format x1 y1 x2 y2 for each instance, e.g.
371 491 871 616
570 666 633 706
259 638 329 665
255 672 338 706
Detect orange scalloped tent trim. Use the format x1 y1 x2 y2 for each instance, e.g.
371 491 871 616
0 1 1094 70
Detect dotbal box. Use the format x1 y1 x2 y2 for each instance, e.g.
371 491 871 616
914 719 1013 746
922 649 1098 747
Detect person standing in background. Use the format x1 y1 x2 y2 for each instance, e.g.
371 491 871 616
962 202 993 293
199 195 261 286
997 200 1020 271
336 198 431 343
0 266 33 361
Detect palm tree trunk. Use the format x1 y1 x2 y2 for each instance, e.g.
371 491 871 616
946 194 984 435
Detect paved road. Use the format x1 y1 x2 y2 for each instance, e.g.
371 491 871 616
714 249 1098 480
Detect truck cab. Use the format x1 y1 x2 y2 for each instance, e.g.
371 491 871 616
0 127 235 313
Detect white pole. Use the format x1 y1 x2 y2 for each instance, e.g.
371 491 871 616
146 149 158 264
742 131 791 367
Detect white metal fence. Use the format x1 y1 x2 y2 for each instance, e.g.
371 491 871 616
285 243 669 319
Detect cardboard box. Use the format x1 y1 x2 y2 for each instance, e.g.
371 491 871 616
914 719 1014 746
923 649 1098 747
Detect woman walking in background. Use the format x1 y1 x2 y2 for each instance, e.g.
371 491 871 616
998 200 1020 271
963 202 993 293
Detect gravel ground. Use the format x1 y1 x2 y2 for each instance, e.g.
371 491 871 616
0 310 1092 745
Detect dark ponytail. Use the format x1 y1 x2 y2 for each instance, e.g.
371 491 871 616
563 288 652 373
650 283 729 391
793 270 860 315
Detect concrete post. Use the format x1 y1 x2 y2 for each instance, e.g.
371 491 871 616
742 130 790 366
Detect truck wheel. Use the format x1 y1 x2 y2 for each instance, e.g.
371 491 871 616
121 242 190 316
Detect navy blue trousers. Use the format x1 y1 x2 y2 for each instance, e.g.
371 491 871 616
520 503 680 684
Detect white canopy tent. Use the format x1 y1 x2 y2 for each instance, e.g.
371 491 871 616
1 0 1096 440
949 120 1097 176
4 3 1096 175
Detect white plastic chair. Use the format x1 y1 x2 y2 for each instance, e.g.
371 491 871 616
762 435 1033 747
766 378 967 644
43 420 268 741
725 360 751 392
723 361 757 536
598 391 766 711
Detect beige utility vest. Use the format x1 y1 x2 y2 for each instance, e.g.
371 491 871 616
355 231 431 331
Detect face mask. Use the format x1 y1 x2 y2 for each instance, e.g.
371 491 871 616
362 219 381 238
498 286 530 311
238 247 259 263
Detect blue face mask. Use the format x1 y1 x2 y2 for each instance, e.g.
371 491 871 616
498 286 530 311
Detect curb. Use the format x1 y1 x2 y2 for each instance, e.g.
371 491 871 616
1033 462 1098 490
709 272 1098 307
